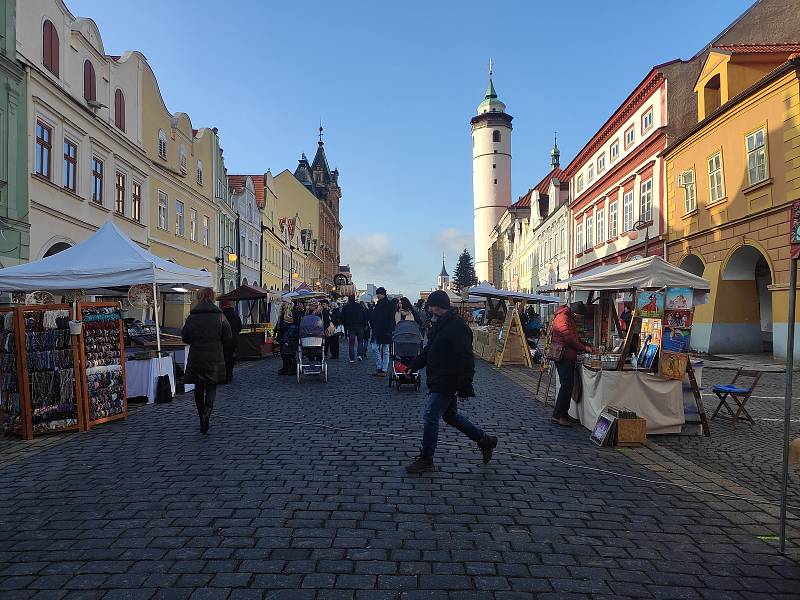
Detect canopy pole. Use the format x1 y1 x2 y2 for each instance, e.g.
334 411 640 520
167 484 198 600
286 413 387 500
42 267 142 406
779 257 797 554
152 281 162 354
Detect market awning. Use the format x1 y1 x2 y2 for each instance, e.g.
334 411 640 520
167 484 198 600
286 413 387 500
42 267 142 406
0 221 213 291
546 256 711 293
218 284 279 302
282 289 328 300
467 282 560 304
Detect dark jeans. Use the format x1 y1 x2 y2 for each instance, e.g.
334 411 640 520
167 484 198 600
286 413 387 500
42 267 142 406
326 335 340 358
348 327 365 360
421 392 484 459
224 349 235 382
554 359 576 419
280 354 295 373
194 383 216 422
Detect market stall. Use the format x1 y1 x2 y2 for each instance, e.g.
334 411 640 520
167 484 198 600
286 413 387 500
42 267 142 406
467 283 559 367
542 256 712 438
219 284 282 359
0 222 212 436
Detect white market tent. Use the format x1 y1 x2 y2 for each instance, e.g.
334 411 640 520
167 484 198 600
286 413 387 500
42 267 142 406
543 256 711 294
0 221 212 291
468 282 560 304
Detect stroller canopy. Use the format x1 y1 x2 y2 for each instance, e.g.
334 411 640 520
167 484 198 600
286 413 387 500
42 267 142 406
393 320 423 344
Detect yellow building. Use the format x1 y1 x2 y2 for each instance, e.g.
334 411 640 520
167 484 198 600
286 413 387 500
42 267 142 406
141 63 217 326
664 46 800 357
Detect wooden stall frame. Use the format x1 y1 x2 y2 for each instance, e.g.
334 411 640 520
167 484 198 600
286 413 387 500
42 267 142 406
78 301 128 429
494 303 532 368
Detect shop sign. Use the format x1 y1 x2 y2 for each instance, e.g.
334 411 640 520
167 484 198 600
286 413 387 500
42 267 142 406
791 199 800 259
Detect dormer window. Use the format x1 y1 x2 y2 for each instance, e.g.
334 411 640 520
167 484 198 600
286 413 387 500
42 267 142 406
83 60 96 102
179 145 187 174
158 129 167 159
42 20 59 77
704 74 721 116
196 160 203 185
114 89 125 131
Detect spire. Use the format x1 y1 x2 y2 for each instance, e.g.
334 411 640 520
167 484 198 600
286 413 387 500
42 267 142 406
550 131 560 169
318 120 324 146
439 254 449 278
477 59 506 114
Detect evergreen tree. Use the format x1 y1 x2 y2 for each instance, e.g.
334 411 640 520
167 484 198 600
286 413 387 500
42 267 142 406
453 248 478 291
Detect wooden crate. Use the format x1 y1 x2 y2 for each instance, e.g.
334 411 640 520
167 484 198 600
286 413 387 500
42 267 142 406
616 418 646 446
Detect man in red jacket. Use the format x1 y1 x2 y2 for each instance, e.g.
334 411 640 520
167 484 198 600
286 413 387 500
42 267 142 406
550 304 595 427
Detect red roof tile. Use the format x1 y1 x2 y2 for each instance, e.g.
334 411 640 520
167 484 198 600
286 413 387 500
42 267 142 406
511 189 533 209
712 43 800 54
534 167 564 194
228 174 267 208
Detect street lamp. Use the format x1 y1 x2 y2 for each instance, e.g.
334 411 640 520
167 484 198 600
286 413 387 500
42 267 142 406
627 219 650 257
216 245 238 290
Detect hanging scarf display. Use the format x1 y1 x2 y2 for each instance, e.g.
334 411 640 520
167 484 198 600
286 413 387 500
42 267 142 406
0 318 20 434
81 306 125 422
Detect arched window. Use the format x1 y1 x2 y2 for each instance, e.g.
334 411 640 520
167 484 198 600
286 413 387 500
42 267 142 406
196 160 203 185
179 144 187 174
492 130 501 143
158 129 167 159
83 60 96 102
114 89 125 131
42 20 59 76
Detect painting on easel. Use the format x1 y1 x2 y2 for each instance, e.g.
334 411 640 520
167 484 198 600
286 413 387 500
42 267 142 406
636 291 664 319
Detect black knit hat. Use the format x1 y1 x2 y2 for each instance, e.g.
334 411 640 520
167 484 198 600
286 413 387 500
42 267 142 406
376 287 387 296
426 290 451 310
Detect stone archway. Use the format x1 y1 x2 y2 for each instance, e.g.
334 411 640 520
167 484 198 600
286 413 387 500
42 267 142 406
710 244 773 353
679 254 705 277
43 241 71 258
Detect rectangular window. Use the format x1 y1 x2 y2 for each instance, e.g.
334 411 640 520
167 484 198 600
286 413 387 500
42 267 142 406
35 121 52 179
63 139 76 192
175 200 185 236
641 108 654 133
597 153 606 173
609 201 618 238
91 157 103 204
585 215 594 249
132 182 141 222
682 171 696 214
746 128 767 185
708 152 725 203
587 164 594 183
115 172 125 215
203 215 210 246
624 125 635 149
596 208 605 244
610 140 620 162
577 174 584 193
623 190 634 233
640 178 652 223
158 191 168 230
575 222 584 255
190 208 198 242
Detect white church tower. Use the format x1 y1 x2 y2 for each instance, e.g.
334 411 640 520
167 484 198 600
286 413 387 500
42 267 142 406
471 62 512 283
437 255 450 290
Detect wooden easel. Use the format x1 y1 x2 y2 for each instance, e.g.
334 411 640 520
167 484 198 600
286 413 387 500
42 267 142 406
686 361 710 436
495 304 532 368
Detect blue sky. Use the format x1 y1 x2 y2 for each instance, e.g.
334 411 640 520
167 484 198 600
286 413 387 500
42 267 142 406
68 0 754 296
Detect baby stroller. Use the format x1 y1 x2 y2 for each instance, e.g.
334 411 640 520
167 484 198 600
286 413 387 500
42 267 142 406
297 336 328 383
389 319 423 391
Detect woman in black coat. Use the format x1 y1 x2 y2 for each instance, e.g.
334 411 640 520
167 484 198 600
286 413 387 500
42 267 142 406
220 300 242 383
181 288 233 433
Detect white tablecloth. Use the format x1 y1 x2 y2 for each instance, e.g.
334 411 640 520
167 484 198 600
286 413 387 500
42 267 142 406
569 367 685 434
125 356 175 404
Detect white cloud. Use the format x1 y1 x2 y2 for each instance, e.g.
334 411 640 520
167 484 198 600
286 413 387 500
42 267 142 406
432 228 473 258
341 233 403 285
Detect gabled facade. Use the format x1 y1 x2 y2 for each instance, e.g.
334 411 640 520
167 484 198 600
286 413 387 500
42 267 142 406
17 0 151 260
227 174 262 288
211 128 236 294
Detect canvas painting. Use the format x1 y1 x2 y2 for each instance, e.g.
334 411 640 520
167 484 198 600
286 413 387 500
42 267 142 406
666 287 693 310
664 309 693 328
662 327 691 353
660 351 688 380
636 290 665 319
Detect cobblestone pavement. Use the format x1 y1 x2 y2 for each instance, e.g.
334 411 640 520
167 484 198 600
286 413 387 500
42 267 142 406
1 354 800 599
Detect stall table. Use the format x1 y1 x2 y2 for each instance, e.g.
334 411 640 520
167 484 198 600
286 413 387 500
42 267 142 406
125 355 175 404
569 365 684 434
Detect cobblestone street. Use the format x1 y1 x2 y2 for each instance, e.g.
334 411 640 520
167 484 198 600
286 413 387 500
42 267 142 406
1 355 800 599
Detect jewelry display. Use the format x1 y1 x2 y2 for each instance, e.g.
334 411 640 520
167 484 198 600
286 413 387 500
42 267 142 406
0 310 21 434
80 304 127 424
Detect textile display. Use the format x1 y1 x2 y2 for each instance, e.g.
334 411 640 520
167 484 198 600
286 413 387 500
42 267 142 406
81 306 125 422
0 311 20 434
23 309 78 434
569 366 684 434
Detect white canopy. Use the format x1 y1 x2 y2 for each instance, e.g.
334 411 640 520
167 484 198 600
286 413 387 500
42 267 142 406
0 221 213 291
468 282 560 304
547 256 711 292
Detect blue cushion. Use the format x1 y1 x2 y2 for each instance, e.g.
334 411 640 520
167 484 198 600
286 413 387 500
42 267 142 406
713 384 750 394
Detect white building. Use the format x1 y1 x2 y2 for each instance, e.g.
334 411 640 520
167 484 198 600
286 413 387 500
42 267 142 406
437 257 450 290
18 0 151 259
227 174 262 288
471 67 512 283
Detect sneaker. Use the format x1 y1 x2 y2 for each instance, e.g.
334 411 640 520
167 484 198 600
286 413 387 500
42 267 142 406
478 435 498 464
405 455 435 473
372 369 382 377
377 370 388 377
356 356 363 361
349 359 356 363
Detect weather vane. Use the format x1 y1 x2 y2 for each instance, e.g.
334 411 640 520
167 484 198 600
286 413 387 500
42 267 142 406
318 120 323 144
488 58 493 78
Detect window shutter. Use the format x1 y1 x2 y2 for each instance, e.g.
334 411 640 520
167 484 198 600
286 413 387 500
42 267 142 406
83 60 96 101
115 89 125 131
43 20 59 77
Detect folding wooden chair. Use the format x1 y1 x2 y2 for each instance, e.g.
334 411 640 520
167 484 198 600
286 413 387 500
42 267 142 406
710 368 762 425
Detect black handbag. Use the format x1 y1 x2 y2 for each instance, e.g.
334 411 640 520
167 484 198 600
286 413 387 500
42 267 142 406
155 374 173 403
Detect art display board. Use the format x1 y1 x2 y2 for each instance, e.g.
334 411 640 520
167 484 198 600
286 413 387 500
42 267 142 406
0 305 83 440
494 305 531 368
78 302 128 428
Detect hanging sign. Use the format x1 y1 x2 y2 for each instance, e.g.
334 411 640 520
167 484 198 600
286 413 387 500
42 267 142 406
791 199 800 259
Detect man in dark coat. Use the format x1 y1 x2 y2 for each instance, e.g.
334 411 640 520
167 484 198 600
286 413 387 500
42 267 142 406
220 300 242 383
181 288 233 434
371 287 394 376
406 290 497 473
342 294 366 363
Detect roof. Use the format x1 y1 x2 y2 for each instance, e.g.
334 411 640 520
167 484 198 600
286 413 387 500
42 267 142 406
439 258 449 278
711 43 800 54
534 167 564 194
510 189 533 209
228 174 267 208
311 142 331 183
478 77 507 113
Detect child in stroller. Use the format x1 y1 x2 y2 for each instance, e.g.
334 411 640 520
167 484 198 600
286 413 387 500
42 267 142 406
297 304 328 382
389 319 423 391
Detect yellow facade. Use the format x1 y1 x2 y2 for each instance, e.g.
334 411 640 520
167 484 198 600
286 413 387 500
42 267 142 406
665 51 800 356
273 170 320 237
141 63 217 326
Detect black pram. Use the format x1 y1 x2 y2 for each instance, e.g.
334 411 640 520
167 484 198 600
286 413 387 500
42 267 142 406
388 319 423 391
